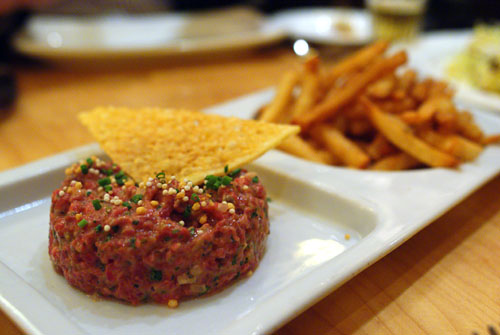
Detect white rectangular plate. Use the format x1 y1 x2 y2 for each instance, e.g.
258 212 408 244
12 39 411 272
1 89 500 335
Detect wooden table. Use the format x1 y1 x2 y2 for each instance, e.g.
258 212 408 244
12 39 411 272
2 48 500 335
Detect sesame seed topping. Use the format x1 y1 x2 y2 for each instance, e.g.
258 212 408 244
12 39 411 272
156 183 162 188
182 196 189 202
162 190 168 195
187 181 193 187
98 186 103 191
137 200 143 205
196 229 203 234
193 185 199 192
229 208 235 214
58 190 65 196
148 177 153 182
104 225 111 232
170 176 176 180
197 189 203 194
103 194 110 202
162 184 168 189
184 185 191 191
168 188 177 195
222 201 227 204
70 180 76 186
243 185 249 190
183 178 189 182
179 220 185 226
146 181 152 187
201 201 207 207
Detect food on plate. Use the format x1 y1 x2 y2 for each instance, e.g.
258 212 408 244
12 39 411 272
258 41 500 170
448 24 500 93
49 108 299 306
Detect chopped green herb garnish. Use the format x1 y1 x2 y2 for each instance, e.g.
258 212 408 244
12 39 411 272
189 227 195 236
156 172 165 179
80 164 89 175
86 158 93 166
92 199 102 210
221 175 232 186
251 210 258 218
191 193 200 202
205 175 220 190
116 178 125 186
224 165 228 173
122 201 131 209
183 205 192 219
77 219 88 228
95 224 102 232
115 170 125 179
232 255 237 265
98 177 111 186
130 194 143 204
132 220 139 225
252 176 259 183
172 229 179 234
150 269 162 281
103 169 113 176
104 185 112 192
86 190 92 196
130 237 136 248
266 197 272 202
228 168 241 178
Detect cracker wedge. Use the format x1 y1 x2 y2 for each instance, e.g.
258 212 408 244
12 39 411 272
79 107 299 184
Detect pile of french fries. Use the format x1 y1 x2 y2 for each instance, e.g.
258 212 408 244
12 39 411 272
258 41 500 170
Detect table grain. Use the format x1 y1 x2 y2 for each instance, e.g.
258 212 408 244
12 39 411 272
1 48 499 335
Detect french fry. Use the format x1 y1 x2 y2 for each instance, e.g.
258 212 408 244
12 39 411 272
361 96 458 167
456 111 484 142
370 153 420 170
398 69 417 92
347 118 374 137
311 124 370 168
366 74 396 99
294 51 408 129
482 134 500 145
290 71 321 121
323 40 389 88
418 129 483 161
366 134 397 160
278 135 334 164
259 70 299 123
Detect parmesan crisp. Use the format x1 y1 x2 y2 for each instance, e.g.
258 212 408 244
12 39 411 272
79 107 299 184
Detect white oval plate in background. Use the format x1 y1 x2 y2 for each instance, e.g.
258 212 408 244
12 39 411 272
268 8 373 46
12 8 286 64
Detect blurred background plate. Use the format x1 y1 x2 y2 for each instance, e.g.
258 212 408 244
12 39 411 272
401 30 500 113
11 7 286 66
269 8 373 46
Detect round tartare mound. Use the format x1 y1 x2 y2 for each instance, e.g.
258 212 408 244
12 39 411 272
49 157 270 305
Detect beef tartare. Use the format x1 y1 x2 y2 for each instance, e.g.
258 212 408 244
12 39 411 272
49 156 269 306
